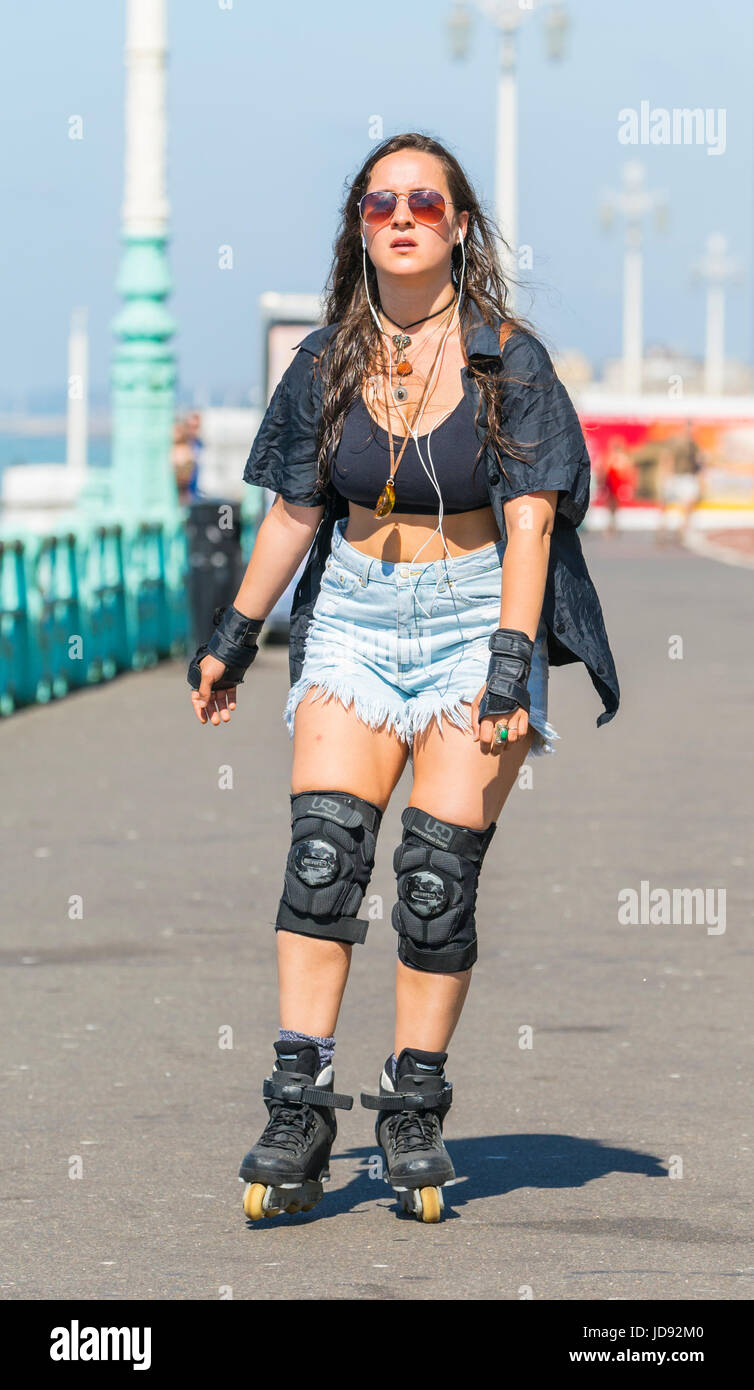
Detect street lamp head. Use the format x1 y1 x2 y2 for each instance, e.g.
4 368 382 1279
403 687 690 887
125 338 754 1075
447 1 471 61
707 232 727 257
624 160 646 191
654 199 669 235
544 2 570 61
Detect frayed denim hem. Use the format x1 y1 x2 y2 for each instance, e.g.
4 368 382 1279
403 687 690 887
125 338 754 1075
527 718 561 760
284 676 560 762
284 674 410 741
403 693 477 740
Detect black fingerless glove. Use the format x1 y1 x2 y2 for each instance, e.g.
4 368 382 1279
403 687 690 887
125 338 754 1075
477 628 534 721
186 604 264 692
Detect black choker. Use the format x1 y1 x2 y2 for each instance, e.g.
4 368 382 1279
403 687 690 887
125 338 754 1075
378 293 457 334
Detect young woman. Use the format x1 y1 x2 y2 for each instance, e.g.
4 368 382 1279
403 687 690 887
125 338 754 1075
188 133 620 1223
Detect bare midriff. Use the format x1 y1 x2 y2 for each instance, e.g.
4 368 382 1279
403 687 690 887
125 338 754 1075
343 500 500 563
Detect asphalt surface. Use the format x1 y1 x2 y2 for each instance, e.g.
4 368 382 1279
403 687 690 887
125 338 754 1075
1 532 751 1301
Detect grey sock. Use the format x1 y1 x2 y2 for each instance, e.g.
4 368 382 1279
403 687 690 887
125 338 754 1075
279 1028 335 1072
389 1053 398 1081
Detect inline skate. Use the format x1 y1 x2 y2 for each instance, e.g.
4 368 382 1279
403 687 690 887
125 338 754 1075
239 1039 353 1220
361 1047 455 1223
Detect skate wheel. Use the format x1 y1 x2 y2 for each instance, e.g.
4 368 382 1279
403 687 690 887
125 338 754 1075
417 1187 442 1223
244 1180 323 1220
242 1183 268 1220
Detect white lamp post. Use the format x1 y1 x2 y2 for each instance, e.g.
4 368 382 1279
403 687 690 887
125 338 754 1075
599 160 667 395
691 233 743 396
449 2 569 305
66 306 89 495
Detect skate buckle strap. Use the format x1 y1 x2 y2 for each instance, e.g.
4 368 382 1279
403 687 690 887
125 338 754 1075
263 1076 354 1111
360 1081 453 1112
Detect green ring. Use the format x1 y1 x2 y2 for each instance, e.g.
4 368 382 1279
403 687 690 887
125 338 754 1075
495 726 508 742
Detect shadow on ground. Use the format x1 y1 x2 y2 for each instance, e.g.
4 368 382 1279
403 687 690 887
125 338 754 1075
242 1134 676 1228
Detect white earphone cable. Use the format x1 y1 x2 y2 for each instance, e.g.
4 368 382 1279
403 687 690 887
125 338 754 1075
361 226 467 618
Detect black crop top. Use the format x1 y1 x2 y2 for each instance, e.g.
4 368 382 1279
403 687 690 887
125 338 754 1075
331 392 489 515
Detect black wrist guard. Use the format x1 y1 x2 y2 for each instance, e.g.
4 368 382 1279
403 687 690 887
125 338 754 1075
477 628 534 720
186 604 264 692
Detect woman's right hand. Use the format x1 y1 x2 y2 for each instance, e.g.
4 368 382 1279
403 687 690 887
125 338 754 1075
190 655 237 725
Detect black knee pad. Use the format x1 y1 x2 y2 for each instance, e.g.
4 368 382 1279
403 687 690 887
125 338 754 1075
276 790 383 947
391 807 498 973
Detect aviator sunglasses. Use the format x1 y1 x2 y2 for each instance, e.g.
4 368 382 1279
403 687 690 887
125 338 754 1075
358 188 455 230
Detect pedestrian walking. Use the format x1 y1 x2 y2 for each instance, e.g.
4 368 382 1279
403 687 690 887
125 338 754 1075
656 426 705 545
603 441 636 535
172 414 201 502
187 132 620 1222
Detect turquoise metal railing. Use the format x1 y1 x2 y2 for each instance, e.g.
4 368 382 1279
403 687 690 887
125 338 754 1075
0 490 266 716
0 539 31 714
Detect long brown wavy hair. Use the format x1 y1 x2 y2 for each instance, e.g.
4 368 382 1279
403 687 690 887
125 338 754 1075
313 131 541 494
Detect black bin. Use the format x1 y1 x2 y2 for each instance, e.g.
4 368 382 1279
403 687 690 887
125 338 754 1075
185 499 245 650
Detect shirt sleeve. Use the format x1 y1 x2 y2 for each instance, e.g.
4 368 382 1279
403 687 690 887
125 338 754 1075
495 332 591 528
243 348 327 508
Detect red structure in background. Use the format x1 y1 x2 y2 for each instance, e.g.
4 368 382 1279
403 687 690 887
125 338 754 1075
579 409 754 514
582 419 645 508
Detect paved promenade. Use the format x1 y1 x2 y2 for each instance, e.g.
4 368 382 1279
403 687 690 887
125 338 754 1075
1 533 751 1301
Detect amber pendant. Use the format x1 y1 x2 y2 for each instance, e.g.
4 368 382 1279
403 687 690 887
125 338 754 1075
392 332 412 383
374 478 396 517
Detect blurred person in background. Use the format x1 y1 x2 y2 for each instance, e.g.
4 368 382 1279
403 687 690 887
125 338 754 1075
656 424 705 544
603 439 637 535
172 413 201 503
186 410 204 494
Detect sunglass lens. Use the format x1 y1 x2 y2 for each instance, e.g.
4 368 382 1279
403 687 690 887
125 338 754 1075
408 190 446 225
360 192 396 226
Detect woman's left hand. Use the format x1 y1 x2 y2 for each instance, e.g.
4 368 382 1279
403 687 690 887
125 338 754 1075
471 683 529 755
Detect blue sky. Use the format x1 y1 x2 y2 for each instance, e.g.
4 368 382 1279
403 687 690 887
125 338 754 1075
2 0 752 409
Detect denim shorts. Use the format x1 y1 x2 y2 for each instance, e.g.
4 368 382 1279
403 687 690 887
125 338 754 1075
284 516 560 761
